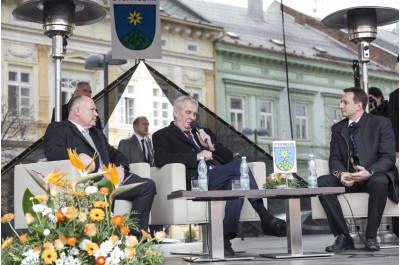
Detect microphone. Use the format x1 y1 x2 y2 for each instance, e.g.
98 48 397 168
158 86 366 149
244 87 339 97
190 121 208 143
190 121 202 132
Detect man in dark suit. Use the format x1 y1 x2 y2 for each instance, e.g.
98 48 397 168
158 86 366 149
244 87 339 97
44 95 156 233
318 87 398 252
152 95 286 256
118 116 154 166
51 82 102 131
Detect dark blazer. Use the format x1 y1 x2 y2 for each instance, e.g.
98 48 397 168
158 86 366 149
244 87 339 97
118 135 154 166
153 121 233 189
388 89 399 152
51 102 103 131
329 112 398 203
43 119 129 173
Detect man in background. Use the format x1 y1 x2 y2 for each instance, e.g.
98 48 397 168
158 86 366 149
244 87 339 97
51 82 102 130
368 86 389 117
118 116 154 166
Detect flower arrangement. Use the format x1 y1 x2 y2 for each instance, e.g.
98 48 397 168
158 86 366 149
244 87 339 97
1 148 164 265
262 172 301 189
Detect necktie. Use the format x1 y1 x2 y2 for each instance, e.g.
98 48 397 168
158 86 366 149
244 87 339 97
348 122 359 169
82 129 103 170
184 131 216 169
141 139 148 162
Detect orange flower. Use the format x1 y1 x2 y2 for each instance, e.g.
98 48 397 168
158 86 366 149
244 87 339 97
66 236 77 246
109 234 119 245
58 235 67 244
19 233 28 243
78 212 87 222
54 239 64 250
1 237 13 249
84 223 97 237
34 245 42 252
71 191 86 197
41 249 57 264
99 187 109 195
90 209 105 221
55 210 65 222
119 226 130 235
93 201 109 208
64 206 78 219
43 241 54 250
126 235 139 248
67 148 85 171
125 248 136 259
96 256 106 265
141 229 152 240
85 242 99 256
46 168 68 187
103 163 120 186
1 213 15 223
111 215 124 225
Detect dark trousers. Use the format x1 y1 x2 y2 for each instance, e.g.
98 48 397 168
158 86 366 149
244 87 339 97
114 173 157 232
318 172 389 238
208 159 263 236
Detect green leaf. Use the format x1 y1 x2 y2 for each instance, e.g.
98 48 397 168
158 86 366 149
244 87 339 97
73 171 107 189
22 188 39 216
23 166 49 193
110 182 144 201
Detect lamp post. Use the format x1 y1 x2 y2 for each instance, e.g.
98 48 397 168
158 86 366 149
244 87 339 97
85 50 127 138
321 6 398 112
12 0 106 121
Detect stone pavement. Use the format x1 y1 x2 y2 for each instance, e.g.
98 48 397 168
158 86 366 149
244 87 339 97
154 234 399 265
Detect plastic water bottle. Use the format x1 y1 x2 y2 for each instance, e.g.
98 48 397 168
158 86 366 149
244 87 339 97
307 154 318 188
198 157 208 191
240 156 250 190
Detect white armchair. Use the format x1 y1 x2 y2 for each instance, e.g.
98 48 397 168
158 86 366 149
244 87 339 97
149 161 268 225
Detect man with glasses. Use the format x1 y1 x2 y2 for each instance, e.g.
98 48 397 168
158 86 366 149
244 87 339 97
152 95 286 256
318 87 398 252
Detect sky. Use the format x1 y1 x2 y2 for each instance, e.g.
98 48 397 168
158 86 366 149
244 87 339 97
207 0 399 29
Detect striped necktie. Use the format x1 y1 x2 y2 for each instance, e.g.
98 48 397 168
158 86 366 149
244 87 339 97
141 139 148 162
348 122 359 169
82 129 103 171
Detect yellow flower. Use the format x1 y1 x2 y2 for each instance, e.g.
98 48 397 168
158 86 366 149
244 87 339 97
89 209 105 221
34 194 49 202
85 242 99 256
71 191 86 197
155 230 166 242
1 213 15 223
1 237 13 249
41 249 57 264
46 168 68 187
93 201 109 208
125 247 136 259
103 163 120 186
141 229 152 240
64 206 78 219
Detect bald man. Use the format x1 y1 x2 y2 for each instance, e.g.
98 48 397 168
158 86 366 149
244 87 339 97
44 96 156 234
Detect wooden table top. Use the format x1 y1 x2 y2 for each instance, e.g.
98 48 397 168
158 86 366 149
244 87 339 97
167 187 345 201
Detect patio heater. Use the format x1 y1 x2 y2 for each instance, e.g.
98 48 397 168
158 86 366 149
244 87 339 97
12 0 106 121
321 6 398 111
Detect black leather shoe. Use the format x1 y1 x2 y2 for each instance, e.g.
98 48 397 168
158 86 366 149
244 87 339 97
223 237 235 256
325 234 355 252
261 218 287 237
365 237 380 252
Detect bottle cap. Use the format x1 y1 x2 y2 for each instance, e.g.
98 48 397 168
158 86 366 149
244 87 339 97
242 156 247 159
308 154 314 158
200 156 204 160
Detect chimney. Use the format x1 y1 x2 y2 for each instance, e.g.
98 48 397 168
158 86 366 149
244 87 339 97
248 0 264 21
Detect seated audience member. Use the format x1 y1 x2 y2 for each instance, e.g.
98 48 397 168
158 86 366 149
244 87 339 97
44 95 156 234
51 82 102 131
368 86 389 117
152 95 286 256
318 87 398 252
118 116 154 166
